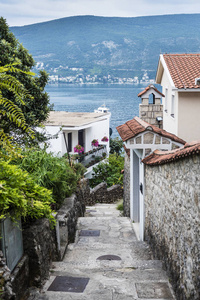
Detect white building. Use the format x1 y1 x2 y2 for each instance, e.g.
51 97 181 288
156 53 200 142
41 108 111 177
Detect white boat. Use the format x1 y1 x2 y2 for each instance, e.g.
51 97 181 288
94 103 110 113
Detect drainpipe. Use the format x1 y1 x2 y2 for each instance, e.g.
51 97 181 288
63 132 71 165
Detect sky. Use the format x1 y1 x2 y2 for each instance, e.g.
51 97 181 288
1 0 200 27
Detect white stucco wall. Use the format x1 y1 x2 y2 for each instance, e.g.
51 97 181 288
39 113 110 156
43 126 64 156
178 92 200 142
85 118 110 153
160 70 179 136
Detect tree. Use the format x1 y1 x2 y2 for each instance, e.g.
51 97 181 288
89 153 124 188
0 63 35 157
109 137 124 155
0 64 55 224
0 17 52 145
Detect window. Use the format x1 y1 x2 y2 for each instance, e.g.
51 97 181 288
78 129 85 148
165 88 168 112
68 132 72 152
148 93 155 104
171 95 175 118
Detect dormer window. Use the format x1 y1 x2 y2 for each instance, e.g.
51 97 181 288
195 78 200 86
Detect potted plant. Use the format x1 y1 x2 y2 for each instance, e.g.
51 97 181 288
91 139 99 147
102 152 107 159
101 136 109 142
74 144 84 154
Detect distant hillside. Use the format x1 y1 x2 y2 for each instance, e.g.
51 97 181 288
10 14 200 81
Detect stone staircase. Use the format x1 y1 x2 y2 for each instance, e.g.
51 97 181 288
30 203 176 300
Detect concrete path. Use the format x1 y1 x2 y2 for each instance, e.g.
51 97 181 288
33 203 176 300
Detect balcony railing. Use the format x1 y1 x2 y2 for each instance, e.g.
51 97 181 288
71 145 107 168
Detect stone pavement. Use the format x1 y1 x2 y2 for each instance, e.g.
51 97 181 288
30 203 176 300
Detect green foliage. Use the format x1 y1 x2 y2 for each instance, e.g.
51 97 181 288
117 202 123 211
73 162 87 179
14 148 83 208
0 17 52 145
89 153 124 188
109 137 124 155
0 159 55 225
0 63 35 158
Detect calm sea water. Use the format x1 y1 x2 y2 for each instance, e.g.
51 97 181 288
45 83 151 137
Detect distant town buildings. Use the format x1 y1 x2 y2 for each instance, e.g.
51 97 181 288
35 63 154 85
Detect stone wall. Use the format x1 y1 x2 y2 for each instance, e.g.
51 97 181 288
144 154 200 300
0 179 122 299
86 182 123 206
0 178 89 300
123 152 130 217
0 251 29 300
0 250 14 300
139 103 163 128
11 255 29 300
22 178 88 288
22 218 57 288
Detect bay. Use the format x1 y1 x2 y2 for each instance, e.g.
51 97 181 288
45 83 151 138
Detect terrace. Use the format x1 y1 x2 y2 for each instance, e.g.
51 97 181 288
71 144 107 169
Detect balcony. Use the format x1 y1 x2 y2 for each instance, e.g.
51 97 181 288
71 145 107 168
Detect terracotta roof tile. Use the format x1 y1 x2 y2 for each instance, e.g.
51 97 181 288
142 141 200 165
163 54 200 89
137 85 165 97
116 116 185 144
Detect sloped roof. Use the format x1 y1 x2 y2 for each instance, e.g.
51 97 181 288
116 116 185 144
142 141 200 166
137 85 165 97
160 54 200 89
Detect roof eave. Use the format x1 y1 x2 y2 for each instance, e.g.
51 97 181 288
155 55 163 84
175 88 200 92
156 54 175 88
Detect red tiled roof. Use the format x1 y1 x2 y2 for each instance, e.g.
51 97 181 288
163 54 200 89
137 85 165 97
116 116 185 144
142 141 200 166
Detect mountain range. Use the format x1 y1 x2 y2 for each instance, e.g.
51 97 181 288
10 14 200 81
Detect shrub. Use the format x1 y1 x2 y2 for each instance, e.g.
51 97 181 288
89 153 124 188
0 159 55 225
14 148 83 208
117 202 123 211
109 137 124 155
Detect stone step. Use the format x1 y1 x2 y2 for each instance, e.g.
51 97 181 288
50 259 163 273
42 267 174 300
28 203 176 300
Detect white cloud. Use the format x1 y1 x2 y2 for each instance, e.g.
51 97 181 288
1 0 200 26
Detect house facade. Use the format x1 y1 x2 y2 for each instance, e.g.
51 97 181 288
117 116 185 241
43 110 110 156
40 110 111 177
116 54 200 299
156 53 200 142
